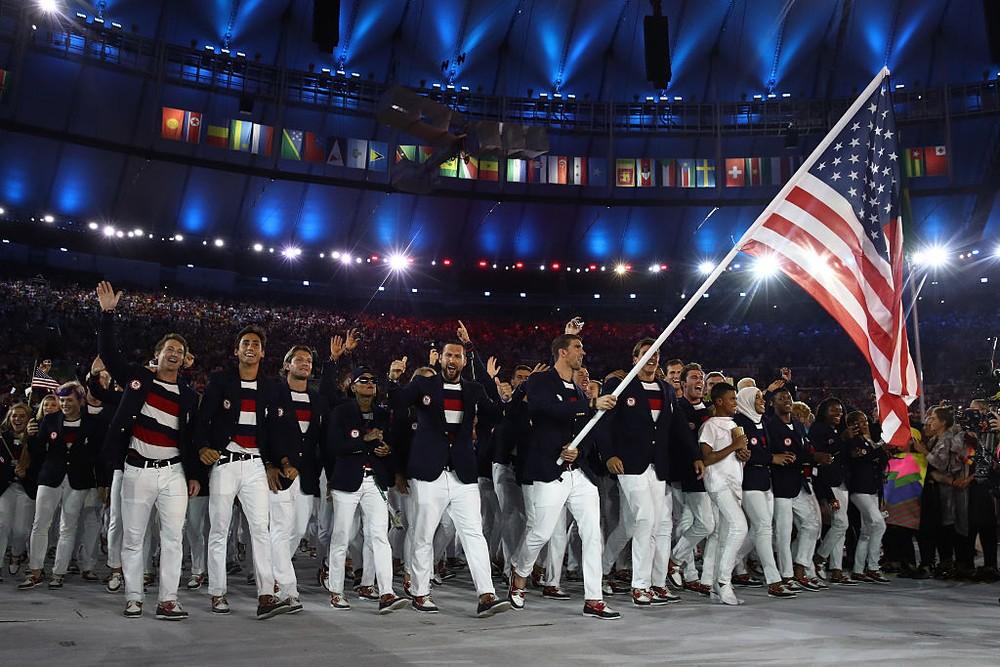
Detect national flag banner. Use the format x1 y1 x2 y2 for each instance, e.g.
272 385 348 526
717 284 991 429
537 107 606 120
745 157 763 186
923 145 948 176
439 156 458 178
479 158 499 182
418 146 435 163
773 155 803 184
229 119 253 152
759 158 774 187
458 153 479 179
547 156 568 185
326 137 345 166
280 129 305 161
725 158 746 187
570 157 587 185
205 124 229 148
660 159 677 187
740 69 917 446
695 159 716 188
249 123 273 156
615 159 636 187
507 158 527 183
395 145 417 163
346 138 368 169
527 157 547 183
588 158 607 187
161 107 202 143
31 366 60 392
903 147 924 178
637 159 656 187
367 141 388 171
677 159 696 188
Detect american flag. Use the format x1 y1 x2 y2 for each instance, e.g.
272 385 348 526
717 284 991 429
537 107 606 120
741 68 918 446
31 366 60 392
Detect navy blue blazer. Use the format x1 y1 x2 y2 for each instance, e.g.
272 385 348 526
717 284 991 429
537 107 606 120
324 400 394 492
29 411 103 490
394 374 500 484
521 368 600 484
766 415 814 498
194 369 278 464
267 383 327 495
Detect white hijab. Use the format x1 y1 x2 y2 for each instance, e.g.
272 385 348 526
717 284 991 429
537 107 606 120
736 386 763 425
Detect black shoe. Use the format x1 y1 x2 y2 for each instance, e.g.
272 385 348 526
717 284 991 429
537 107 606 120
411 595 439 613
911 565 931 580
582 600 621 620
155 600 189 620
378 594 409 615
256 595 290 620
731 574 764 588
476 594 512 618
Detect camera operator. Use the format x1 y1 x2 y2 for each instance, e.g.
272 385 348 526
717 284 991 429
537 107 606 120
965 400 999 581
923 406 974 579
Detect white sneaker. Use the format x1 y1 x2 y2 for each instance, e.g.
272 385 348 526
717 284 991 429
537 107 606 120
124 600 142 618
715 583 744 606
106 571 124 593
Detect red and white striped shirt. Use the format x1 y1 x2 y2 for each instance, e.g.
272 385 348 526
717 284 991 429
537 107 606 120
228 380 259 453
129 379 181 459
642 381 663 422
290 390 311 434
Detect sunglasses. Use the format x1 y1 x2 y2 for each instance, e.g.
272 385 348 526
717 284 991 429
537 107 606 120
354 377 376 385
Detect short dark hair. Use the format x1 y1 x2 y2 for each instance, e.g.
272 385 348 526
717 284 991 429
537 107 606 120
154 333 188 357
709 381 736 404
235 325 267 350
665 358 683 368
680 362 703 383
772 386 793 398
632 337 657 358
513 365 533 374
551 334 582 361
441 340 466 353
816 397 843 424
930 405 955 428
283 345 313 367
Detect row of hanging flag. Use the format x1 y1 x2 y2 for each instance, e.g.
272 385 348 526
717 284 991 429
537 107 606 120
160 107 951 186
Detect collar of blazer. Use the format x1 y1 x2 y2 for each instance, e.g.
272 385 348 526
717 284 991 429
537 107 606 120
421 375 477 427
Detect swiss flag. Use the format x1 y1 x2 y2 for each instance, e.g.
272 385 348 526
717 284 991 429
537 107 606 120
724 158 745 187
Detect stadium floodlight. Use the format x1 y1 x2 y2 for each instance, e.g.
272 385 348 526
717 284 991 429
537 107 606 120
697 260 715 275
387 253 410 272
614 263 628 275
38 0 58 13
752 254 781 279
281 246 302 259
213 238 224 247
102 225 115 237
912 245 949 268
252 243 263 252
339 253 352 265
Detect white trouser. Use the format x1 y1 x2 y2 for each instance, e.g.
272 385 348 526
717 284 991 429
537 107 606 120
122 463 188 603
513 469 604 601
107 469 124 569
650 482 674 588
773 489 821 578
317 491 334 555
610 466 664 589
478 477 502 564
850 492 886 573
387 487 407 560
492 463 526 567
29 478 89 574
207 458 274 597
185 495 209 575
671 484 687 539
739 489 781 584
673 490 716 581
602 487 633 575
288 485 315 558
269 477 302 598
328 477 394 596
817 484 849 570
0 483 34 560
705 488 748 587
75 489 103 571
410 471 495 598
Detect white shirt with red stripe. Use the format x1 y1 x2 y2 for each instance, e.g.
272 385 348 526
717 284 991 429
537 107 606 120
227 380 259 454
129 379 181 459
641 381 663 422
442 382 464 434
290 390 311 435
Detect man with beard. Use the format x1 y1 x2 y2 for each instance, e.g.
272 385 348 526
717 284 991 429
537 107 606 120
395 342 511 617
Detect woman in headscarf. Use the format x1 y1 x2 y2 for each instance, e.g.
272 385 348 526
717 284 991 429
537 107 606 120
732 387 797 599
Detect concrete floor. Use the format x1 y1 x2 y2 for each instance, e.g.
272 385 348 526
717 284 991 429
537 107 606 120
2 561 999 666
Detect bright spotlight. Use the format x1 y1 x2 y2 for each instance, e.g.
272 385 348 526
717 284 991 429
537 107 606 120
252 243 263 252
388 253 410 272
213 238 224 247
0 207 5 216
614 263 628 275
752 254 781 279
913 245 949 268
281 246 301 259
42 214 54 223
132 228 143 236
173 234 184 242
339 253 352 265
102 225 115 237
38 0 58 13
697 260 715 275
87 221 98 230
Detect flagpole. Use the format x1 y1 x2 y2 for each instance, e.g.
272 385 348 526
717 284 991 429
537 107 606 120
908 273 927 417
561 67 892 457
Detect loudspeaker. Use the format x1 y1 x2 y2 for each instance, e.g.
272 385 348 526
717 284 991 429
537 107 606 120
643 15 671 88
313 0 340 53
986 0 1000 63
